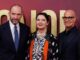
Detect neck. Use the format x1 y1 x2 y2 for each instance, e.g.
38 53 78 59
65 26 74 32
37 28 47 34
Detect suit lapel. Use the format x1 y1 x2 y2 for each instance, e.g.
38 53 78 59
17 23 24 51
6 22 16 51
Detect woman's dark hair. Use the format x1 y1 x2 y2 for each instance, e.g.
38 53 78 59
36 13 50 22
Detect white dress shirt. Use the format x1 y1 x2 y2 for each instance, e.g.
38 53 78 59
9 20 20 42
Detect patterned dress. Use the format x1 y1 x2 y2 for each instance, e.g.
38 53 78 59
26 32 59 60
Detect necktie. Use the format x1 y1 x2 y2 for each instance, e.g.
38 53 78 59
14 25 19 51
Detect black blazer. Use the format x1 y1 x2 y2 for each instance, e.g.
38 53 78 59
58 27 80 60
0 21 29 60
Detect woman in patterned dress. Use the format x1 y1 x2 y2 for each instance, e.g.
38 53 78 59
27 13 58 60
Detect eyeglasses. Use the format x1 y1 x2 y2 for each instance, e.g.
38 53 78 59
63 16 75 20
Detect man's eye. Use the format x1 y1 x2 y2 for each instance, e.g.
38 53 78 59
12 13 15 15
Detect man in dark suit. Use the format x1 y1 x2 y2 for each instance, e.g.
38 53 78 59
58 10 80 60
0 5 29 60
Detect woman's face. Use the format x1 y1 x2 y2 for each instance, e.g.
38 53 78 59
36 15 48 30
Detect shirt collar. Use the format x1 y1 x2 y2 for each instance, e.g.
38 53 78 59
9 20 19 28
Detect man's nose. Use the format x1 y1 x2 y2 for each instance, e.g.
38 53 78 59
14 15 18 19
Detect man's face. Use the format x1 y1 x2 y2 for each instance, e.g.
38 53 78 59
63 10 76 29
9 6 22 25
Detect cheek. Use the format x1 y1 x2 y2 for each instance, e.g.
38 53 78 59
10 15 15 19
18 15 22 18
10 15 14 19
36 21 39 25
64 20 69 24
43 22 48 27
64 21 69 26
64 21 73 26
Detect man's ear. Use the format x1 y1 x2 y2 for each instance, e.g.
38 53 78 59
8 11 10 16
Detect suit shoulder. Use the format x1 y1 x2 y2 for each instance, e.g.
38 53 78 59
0 21 9 29
19 23 30 34
58 31 65 37
19 22 29 29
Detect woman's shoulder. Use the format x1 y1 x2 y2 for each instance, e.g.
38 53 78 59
46 33 58 45
46 33 56 40
29 32 36 39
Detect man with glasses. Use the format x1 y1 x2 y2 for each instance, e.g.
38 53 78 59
58 10 80 60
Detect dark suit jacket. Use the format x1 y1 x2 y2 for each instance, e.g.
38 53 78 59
58 27 80 60
0 21 29 60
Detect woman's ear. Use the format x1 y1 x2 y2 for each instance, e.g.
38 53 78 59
47 21 49 25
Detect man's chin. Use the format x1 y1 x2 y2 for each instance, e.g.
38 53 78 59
12 21 18 25
66 26 73 29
